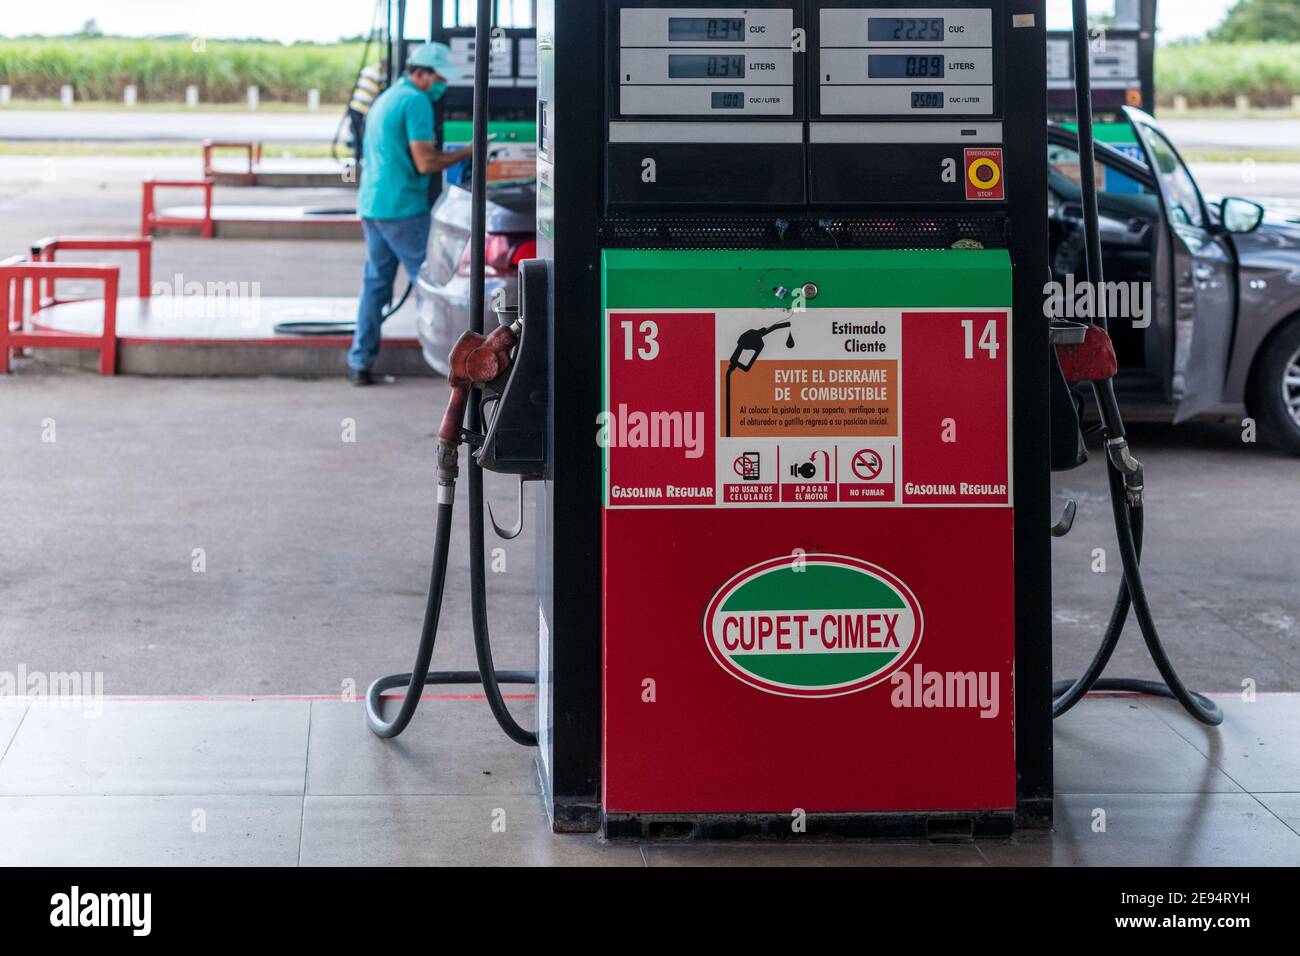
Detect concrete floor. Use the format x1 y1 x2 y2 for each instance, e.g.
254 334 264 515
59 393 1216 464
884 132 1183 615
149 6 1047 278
1 368 1295 693
0 694 1297 866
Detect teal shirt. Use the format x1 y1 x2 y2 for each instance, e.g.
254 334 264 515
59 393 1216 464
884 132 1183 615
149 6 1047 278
358 77 435 220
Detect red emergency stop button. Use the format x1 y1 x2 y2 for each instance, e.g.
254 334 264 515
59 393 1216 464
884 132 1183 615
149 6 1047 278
964 147 1005 201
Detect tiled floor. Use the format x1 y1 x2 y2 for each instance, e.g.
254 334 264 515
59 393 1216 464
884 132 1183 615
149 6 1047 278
0 694 1297 866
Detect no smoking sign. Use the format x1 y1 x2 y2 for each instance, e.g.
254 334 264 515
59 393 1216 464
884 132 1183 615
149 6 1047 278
851 448 885 482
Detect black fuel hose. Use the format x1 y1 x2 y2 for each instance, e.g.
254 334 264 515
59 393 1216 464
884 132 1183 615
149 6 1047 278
364 487 535 739
366 0 537 743
1052 0 1221 726
1052 456 1221 723
272 282 411 336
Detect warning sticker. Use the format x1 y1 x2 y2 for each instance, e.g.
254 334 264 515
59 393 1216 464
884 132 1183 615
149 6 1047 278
722 361 897 436
603 307 1011 509
715 309 899 507
964 147 1005 201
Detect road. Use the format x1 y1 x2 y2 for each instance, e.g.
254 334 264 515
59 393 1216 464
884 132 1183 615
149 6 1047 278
1161 118 1300 151
2 109 1298 150
0 109 341 142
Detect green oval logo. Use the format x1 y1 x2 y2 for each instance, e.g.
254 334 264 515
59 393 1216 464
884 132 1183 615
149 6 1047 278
703 554 923 698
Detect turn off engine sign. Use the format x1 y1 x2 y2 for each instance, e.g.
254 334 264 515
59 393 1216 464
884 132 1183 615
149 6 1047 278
603 307 1011 508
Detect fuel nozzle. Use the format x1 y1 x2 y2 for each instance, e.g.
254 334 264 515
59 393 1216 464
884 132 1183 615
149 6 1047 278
1106 437 1145 508
437 322 520 485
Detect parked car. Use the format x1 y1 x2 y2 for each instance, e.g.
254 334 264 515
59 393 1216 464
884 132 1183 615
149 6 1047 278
1049 108 1300 454
414 181 536 375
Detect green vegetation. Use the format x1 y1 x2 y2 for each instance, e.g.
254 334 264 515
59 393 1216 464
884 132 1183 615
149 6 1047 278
1177 147 1300 164
0 37 367 103
1210 0 1300 43
0 35 1296 111
1156 43 1300 108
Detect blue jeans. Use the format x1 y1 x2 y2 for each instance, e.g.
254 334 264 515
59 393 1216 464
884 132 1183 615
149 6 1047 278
350 212 431 372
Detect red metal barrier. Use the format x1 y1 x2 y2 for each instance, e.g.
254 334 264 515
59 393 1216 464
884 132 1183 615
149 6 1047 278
202 140 263 185
0 260 120 375
30 236 152 307
141 179 214 238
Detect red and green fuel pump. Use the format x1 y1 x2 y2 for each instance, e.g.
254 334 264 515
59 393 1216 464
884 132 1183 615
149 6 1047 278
367 0 1219 839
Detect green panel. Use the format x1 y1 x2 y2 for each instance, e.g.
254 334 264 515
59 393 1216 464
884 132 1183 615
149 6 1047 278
602 248 1012 311
731 651 898 687
1062 121 1138 145
721 566 905 612
443 120 537 144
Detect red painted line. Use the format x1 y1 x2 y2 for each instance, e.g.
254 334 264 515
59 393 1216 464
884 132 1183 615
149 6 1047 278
115 337 422 349
5 693 535 703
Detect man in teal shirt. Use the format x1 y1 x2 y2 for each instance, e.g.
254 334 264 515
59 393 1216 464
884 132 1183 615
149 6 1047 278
349 43 473 384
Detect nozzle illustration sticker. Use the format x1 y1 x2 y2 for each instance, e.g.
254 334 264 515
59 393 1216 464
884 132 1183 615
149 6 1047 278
704 553 923 698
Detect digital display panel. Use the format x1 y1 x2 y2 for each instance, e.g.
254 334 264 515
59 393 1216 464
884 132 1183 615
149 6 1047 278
668 54 746 79
868 54 945 78
668 17 746 42
711 91 745 109
910 91 944 108
867 17 945 42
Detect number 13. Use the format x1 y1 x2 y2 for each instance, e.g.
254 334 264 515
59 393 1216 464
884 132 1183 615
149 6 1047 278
620 319 660 360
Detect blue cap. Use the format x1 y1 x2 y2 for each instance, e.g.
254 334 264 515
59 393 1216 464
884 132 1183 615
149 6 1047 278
407 42 462 81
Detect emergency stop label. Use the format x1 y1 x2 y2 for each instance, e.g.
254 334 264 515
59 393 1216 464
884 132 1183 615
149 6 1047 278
964 147 1005 201
703 554 923 698
603 307 1011 508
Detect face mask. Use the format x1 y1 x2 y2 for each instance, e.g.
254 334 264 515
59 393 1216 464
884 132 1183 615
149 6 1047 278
428 82 448 102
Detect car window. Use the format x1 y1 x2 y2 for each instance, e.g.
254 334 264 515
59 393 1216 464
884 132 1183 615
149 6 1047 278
1135 123 1204 228
1047 143 1154 199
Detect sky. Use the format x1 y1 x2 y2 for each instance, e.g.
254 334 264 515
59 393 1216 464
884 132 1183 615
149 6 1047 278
0 0 1241 45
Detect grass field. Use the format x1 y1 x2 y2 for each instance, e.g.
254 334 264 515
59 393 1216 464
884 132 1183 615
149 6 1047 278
1156 43 1300 108
1 37 1297 108
0 37 365 104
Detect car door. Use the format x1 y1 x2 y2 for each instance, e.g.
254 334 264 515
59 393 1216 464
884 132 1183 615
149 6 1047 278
1125 108 1235 422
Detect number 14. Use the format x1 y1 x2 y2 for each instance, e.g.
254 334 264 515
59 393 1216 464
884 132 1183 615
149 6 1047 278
961 318 1001 359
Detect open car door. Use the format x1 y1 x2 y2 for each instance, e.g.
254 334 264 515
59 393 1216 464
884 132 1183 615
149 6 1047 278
1123 107 1235 422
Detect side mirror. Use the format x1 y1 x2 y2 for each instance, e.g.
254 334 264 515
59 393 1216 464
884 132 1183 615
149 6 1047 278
1221 197 1265 234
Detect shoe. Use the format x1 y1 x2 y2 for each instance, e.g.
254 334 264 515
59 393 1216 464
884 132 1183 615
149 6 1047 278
347 367 375 386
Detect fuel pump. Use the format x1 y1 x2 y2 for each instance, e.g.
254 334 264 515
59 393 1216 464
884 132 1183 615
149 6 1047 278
366 0 1216 841
535 0 1056 835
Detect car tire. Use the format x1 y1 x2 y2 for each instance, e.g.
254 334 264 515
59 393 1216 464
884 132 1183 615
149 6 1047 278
1250 317 1300 456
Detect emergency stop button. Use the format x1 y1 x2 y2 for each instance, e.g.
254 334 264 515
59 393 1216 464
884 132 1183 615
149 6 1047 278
964 147 1005 201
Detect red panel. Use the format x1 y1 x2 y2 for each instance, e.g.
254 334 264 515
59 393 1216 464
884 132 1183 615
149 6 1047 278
602 507 1015 814
901 311 1010 505
605 312 716 505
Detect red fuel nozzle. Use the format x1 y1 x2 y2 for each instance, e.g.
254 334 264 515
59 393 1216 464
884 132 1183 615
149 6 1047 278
1055 323 1118 384
438 323 519 446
